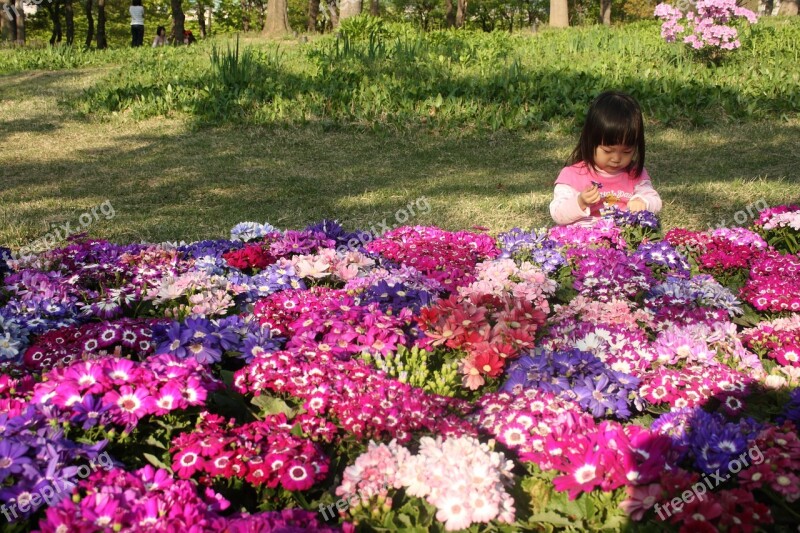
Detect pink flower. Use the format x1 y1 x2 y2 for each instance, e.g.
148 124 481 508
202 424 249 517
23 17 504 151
619 483 663 521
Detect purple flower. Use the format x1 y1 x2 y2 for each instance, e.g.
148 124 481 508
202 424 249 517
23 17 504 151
0 440 32 482
71 394 113 430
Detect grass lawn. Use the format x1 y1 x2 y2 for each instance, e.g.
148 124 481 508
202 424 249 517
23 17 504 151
1 60 799 251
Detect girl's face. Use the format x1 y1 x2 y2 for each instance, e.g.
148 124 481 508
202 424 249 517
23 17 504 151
593 144 634 173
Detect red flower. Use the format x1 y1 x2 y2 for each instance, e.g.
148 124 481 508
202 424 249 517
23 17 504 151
472 348 504 377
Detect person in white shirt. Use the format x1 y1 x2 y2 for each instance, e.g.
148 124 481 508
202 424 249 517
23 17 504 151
130 0 145 47
152 26 167 47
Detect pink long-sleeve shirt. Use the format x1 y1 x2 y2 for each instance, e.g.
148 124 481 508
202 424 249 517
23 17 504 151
549 162 662 226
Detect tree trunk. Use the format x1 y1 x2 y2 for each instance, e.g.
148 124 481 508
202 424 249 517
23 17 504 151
96 0 106 48
338 0 360 20
197 0 206 37
549 0 568 27
444 0 455 27
47 1 63 45
778 0 798 14
328 0 339 27
307 0 319 31
600 0 610 25
369 0 377 15
262 0 291 35
14 0 23 44
65 0 74 44
1 0 17 42
84 0 93 47
171 0 184 44
241 0 249 31
455 0 466 27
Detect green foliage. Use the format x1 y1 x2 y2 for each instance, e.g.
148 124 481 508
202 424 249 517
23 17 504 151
516 466 632 532
360 345 462 397
6 18 800 132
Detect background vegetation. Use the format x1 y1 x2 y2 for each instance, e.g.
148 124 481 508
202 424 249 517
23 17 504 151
0 18 798 251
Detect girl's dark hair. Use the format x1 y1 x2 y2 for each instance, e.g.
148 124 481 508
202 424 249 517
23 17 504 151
157 25 166 35
131 0 142 5
569 91 646 178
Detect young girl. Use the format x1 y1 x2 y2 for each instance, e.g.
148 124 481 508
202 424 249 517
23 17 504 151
549 91 662 226
152 26 167 47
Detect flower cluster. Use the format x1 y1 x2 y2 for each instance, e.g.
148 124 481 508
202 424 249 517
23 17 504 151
458 258 557 312
496 228 566 273
171 412 329 490
35 464 351 532
418 294 547 389
568 247 654 302
548 219 625 249
639 364 751 411
503 348 641 419
338 436 516 531
0 405 111 518
655 0 758 52
741 251 800 312
153 315 282 365
634 241 691 279
600 205 660 230
366 226 499 292
234 349 474 443
754 205 800 254
645 274 741 330
30 354 221 431
23 318 163 370
742 315 800 368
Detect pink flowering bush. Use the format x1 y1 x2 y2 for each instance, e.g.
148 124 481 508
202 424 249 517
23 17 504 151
655 0 758 62
335 436 516 531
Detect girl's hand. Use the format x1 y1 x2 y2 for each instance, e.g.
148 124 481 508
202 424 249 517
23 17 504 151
578 185 601 210
628 198 647 212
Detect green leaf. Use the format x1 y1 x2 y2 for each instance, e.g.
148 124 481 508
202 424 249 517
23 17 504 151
251 395 296 417
143 453 172 472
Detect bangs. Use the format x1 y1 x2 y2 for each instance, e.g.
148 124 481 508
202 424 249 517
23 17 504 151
593 107 641 147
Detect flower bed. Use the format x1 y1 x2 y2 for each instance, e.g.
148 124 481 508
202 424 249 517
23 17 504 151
1 205 799 532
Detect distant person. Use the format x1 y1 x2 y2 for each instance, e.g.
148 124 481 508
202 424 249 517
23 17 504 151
152 25 167 47
130 0 145 47
183 29 196 45
549 91 662 226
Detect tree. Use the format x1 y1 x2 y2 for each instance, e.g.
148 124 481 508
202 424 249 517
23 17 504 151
96 0 106 48
338 0 361 20
600 0 610 24
196 0 206 36
1 0 18 42
14 0 24 44
549 0 567 27
307 0 319 30
171 0 184 43
455 0 466 26
84 0 93 47
65 0 74 44
369 0 378 15
262 0 291 35
444 0 456 27
778 0 798 14
45 0 63 44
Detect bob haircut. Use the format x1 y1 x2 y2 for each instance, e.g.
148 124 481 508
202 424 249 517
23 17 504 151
569 91 646 178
